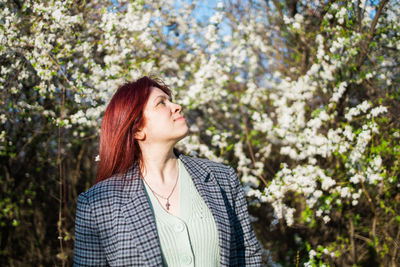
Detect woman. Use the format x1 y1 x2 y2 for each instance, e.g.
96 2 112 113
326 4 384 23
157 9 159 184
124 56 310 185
74 76 262 266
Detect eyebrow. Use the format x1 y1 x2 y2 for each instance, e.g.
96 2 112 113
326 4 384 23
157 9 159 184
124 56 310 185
153 95 172 104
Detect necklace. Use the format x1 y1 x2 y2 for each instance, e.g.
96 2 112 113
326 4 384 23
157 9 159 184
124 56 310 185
143 172 179 211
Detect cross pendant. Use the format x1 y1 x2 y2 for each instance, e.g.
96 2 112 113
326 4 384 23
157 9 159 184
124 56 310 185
166 200 171 210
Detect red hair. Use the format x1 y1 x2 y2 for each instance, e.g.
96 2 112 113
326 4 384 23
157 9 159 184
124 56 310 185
96 76 171 183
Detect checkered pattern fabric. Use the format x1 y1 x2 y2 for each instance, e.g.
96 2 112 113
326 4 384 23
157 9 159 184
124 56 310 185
74 153 262 266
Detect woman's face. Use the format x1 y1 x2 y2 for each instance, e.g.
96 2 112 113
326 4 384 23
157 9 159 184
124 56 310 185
138 86 188 144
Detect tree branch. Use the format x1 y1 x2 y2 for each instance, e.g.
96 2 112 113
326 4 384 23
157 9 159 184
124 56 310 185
356 0 389 68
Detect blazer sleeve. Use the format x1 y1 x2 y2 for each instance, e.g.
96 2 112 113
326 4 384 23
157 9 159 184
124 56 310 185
228 166 263 266
74 192 108 267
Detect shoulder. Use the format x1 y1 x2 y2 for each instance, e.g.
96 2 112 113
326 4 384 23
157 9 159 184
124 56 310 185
179 154 237 184
78 172 128 207
180 153 233 171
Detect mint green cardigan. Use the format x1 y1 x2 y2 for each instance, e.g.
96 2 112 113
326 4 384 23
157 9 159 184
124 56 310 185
143 159 220 267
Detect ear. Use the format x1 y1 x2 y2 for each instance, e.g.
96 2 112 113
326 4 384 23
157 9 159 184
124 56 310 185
134 129 145 141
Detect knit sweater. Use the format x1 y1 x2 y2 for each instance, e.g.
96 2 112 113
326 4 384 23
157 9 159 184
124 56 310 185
143 159 220 267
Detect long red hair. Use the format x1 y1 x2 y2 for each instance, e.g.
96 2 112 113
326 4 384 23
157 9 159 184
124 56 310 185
96 76 171 183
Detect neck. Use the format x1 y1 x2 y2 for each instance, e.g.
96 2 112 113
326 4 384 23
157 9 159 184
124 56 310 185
139 143 178 184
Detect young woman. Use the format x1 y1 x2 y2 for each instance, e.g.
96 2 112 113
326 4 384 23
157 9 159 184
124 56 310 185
73 76 262 266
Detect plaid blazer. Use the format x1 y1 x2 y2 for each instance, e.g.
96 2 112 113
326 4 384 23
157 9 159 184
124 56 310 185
74 153 262 266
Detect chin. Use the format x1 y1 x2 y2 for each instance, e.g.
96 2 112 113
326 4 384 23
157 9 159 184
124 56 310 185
176 126 189 141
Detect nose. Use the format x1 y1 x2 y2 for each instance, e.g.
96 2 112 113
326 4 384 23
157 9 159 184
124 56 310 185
171 102 181 113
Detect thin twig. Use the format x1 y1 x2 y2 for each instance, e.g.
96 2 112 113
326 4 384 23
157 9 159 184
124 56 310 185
359 178 389 251
234 89 269 187
47 53 81 93
354 233 372 244
350 218 356 262
57 85 66 266
392 228 400 266
356 0 389 68
17 129 42 158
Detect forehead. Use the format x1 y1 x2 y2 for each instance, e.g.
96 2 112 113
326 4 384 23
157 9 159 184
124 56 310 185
148 86 169 99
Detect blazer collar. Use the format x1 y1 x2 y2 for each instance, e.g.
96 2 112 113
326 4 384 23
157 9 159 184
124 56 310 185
121 163 163 267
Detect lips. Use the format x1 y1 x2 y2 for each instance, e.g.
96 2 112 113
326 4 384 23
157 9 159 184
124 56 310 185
174 115 185 121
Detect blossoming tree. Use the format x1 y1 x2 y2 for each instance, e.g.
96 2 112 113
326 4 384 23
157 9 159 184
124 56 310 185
1 0 399 266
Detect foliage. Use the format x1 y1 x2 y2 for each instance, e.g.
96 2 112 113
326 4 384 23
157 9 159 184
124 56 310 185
1 0 399 266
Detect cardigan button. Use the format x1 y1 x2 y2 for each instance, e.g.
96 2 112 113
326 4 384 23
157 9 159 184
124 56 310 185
174 222 185 232
181 254 192 265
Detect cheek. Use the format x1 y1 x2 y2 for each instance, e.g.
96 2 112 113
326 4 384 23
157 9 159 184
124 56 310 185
145 114 167 130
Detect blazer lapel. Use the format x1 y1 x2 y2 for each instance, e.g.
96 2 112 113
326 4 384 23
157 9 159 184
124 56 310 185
178 154 232 266
120 165 163 267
